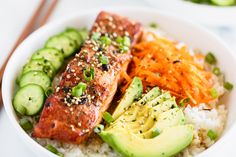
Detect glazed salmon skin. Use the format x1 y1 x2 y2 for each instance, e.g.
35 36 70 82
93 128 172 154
33 11 143 144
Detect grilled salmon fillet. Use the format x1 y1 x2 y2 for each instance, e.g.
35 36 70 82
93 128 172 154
33 11 143 144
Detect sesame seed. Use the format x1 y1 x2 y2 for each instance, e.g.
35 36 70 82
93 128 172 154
108 16 113 21
99 21 103 26
125 31 130 36
56 87 60 92
118 26 123 30
113 32 117 37
70 125 76 131
111 25 116 29
75 53 80 57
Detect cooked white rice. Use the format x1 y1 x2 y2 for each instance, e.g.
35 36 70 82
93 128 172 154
34 27 228 157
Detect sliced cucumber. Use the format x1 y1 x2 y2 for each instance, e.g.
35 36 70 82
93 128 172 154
31 48 64 71
45 34 77 58
13 84 45 116
63 28 83 48
16 70 23 85
19 71 51 91
211 0 235 6
23 59 55 78
78 28 89 41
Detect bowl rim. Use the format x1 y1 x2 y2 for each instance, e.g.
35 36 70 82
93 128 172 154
2 6 236 157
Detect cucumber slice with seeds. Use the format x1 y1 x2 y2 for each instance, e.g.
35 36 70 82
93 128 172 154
31 48 64 71
13 84 45 116
63 28 83 48
45 34 77 58
23 59 55 78
19 71 51 91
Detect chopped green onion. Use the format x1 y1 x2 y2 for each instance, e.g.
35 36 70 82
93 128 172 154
46 144 64 157
205 52 217 65
71 82 87 97
100 36 111 46
116 36 123 44
91 32 101 41
224 82 233 91
149 22 159 28
207 130 218 140
120 45 129 53
152 128 161 138
94 124 104 133
83 67 95 82
99 55 109 65
123 36 131 47
212 67 221 76
102 112 114 124
210 88 218 98
19 118 33 131
179 98 190 106
45 87 53 97
116 36 131 53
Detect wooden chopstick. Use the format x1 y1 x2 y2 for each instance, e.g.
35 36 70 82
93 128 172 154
0 0 58 105
39 0 58 27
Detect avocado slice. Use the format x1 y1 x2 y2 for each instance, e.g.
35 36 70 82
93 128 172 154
112 77 143 120
98 83 194 157
100 125 194 157
137 87 161 105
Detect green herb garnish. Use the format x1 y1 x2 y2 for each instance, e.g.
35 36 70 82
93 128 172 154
207 130 218 140
149 22 159 28
19 118 33 131
212 67 221 76
91 32 101 41
224 81 233 91
71 82 87 97
123 36 131 47
83 67 95 81
100 36 111 46
103 112 114 124
210 88 218 98
116 36 131 53
46 144 64 157
179 98 190 106
99 55 109 65
205 52 217 64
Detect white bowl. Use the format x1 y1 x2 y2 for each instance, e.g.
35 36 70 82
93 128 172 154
146 0 236 26
2 7 236 157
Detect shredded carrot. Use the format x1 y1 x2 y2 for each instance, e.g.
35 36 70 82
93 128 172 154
125 32 214 106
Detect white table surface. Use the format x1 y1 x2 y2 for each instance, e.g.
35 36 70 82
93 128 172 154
0 0 235 157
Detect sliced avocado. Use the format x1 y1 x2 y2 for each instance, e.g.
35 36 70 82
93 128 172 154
137 87 161 105
112 77 143 120
98 85 194 157
99 125 194 157
147 92 171 107
141 108 185 138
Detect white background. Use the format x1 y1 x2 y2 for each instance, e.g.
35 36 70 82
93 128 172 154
0 0 235 156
